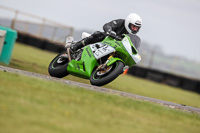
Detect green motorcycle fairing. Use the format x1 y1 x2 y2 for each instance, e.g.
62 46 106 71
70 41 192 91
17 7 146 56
67 47 99 79
67 34 141 79
102 34 141 67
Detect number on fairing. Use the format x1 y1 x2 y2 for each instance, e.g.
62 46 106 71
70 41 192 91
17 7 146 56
90 44 115 59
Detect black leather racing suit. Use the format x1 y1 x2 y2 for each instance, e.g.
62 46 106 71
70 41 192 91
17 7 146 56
70 19 129 51
83 19 128 45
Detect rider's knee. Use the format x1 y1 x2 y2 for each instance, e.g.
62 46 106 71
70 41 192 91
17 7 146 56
92 31 103 37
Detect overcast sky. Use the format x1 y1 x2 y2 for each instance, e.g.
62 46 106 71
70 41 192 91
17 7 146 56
1 0 200 62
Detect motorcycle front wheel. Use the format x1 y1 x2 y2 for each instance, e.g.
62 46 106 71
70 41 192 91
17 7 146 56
90 61 124 86
48 51 69 78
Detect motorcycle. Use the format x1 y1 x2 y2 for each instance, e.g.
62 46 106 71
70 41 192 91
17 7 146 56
48 32 141 86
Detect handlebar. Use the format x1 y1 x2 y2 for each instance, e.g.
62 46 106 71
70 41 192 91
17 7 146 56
105 33 122 41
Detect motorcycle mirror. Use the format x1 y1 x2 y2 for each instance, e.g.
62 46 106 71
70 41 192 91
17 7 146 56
65 36 74 48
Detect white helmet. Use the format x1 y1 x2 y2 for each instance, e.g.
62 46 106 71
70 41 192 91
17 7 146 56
125 13 142 34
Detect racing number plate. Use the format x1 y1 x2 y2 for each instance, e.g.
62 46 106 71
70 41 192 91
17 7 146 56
90 43 115 59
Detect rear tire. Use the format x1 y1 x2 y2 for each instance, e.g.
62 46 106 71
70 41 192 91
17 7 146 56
48 51 69 78
90 61 124 86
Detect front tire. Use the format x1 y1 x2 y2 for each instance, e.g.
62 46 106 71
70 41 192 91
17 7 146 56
90 61 124 86
48 51 69 78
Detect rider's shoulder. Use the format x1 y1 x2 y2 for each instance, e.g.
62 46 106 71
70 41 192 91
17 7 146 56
111 19 125 25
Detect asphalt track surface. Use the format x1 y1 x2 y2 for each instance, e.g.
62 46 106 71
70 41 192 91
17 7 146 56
0 65 200 114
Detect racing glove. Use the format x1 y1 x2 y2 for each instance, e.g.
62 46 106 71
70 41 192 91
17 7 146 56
106 29 116 36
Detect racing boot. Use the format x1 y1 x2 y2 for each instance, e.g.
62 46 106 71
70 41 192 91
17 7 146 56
70 32 102 52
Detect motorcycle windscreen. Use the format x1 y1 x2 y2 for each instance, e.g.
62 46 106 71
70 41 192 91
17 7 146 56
126 34 141 50
122 36 141 64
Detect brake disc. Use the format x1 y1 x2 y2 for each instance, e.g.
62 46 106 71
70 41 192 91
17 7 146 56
96 65 113 76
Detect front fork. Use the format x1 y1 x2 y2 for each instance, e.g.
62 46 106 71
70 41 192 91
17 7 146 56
96 52 115 71
67 48 72 61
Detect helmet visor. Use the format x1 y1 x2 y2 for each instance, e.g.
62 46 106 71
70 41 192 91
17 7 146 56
128 24 140 34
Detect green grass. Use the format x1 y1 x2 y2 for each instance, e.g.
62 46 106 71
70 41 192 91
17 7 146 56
106 75 200 108
1 42 200 108
0 71 200 133
7 42 56 75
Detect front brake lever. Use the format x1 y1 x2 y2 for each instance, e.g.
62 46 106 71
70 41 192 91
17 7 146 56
106 33 121 41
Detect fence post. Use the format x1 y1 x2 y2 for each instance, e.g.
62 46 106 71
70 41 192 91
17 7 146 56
39 18 45 36
11 10 19 29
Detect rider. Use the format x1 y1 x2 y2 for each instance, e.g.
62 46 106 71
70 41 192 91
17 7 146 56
70 13 142 52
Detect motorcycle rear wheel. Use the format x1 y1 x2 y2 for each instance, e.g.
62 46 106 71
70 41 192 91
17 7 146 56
48 51 69 78
90 61 124 86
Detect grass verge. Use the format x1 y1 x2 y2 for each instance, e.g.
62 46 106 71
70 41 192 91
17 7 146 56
0 71 200 133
